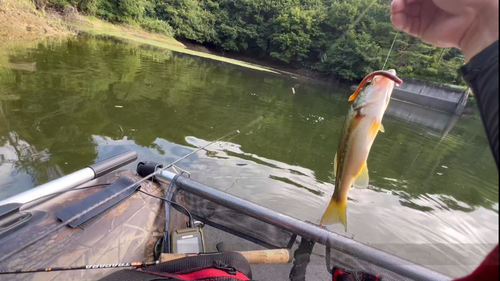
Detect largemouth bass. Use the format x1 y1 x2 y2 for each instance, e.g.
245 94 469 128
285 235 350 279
319 69 403 231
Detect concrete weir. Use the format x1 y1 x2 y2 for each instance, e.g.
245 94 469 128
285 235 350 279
385 99 460 139
351 79 470 115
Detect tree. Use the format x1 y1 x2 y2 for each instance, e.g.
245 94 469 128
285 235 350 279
321 30 382 80
42 0 467 85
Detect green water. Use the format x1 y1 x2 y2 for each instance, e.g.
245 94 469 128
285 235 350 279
0 37 497 277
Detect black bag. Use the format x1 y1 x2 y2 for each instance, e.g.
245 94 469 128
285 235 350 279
99 252 253 281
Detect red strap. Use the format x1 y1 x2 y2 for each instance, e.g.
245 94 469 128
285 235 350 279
176 268 250 280
139 268 250 280
453 244 498 281
332 268 344 281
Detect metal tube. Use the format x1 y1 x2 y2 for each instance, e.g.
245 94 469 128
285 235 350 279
156 171 451 281
0 169 95 206
89 151 138 178
154 170 177 185
0 150 138 206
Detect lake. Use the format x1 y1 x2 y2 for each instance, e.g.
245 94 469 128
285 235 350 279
0 37 497 278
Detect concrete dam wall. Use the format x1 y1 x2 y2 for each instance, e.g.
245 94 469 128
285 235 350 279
385 99 459 138
351 79 469 115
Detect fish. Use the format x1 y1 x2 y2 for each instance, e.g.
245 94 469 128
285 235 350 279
319 69 403 231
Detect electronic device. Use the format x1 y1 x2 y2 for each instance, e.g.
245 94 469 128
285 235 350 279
171 227 205 254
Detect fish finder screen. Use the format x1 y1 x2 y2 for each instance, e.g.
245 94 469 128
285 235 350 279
177 237 200 254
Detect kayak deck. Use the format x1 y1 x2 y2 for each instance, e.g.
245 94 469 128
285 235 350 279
0 170 164 281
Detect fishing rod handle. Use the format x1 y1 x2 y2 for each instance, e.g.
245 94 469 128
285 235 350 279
160 249 291 264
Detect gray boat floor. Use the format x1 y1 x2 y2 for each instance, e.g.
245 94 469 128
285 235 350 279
203 224 330 281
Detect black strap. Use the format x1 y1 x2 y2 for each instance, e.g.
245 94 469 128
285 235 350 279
163 175 179 254
289 238 315 281
326 246 333 275
153 175 180 260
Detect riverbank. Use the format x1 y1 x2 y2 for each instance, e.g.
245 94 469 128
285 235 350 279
0 1 339 83
0 1 281 76
0 0 73 49
69 17 282 74
177 38 337 82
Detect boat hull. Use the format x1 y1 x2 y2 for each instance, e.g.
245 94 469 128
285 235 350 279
0 170 164 281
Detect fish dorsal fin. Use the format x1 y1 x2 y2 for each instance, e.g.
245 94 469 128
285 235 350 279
353 163 369 189
333 152 338 177
379 123 385 133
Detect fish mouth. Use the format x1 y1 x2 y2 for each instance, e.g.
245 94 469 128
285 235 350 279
348 70 402 102
372 70 401 86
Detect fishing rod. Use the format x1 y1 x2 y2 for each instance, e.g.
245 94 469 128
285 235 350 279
0 116 264 264
0 261 159 275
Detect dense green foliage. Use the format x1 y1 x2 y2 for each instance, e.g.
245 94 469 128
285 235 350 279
44 0 465 84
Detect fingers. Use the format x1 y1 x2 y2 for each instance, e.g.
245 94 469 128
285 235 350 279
390 0 426 36
390 0 406 14
391 12 407 32
391 0 424 12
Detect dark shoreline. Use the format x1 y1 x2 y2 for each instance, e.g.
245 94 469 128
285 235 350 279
177 38 344 84
176 38 469 93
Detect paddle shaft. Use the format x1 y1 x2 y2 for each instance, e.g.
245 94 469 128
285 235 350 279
161 249 291 264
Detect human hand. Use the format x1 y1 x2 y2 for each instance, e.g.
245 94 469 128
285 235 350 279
390 0 498 62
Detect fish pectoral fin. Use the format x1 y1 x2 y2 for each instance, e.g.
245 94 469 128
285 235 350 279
333 152 338 177
379 123 385 133
353 164 369 189
319 199 347 231
348 91 359 102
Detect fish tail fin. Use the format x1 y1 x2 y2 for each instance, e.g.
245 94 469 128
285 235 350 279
319 199 347 231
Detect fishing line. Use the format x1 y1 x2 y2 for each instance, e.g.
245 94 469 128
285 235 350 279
19 184 111 211
323 0 399 78
0 115 264 264
324 0 378 56
18 184 191 222
382 33 398 70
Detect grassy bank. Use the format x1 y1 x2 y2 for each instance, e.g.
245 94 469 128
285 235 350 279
0 0 73 82
0 0 280 75
69 17 280 74
0 0 72 49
